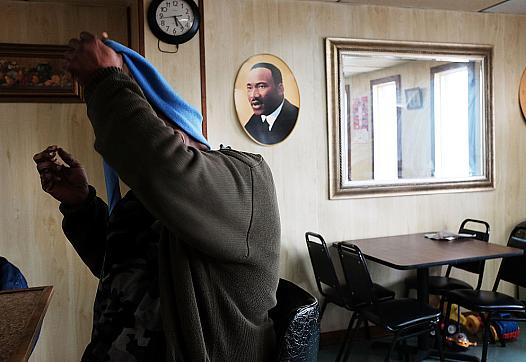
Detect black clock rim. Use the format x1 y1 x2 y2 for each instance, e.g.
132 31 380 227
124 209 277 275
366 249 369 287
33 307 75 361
147 0 200 45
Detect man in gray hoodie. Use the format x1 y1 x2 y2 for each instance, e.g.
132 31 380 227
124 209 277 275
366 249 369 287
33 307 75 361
34 31 281 361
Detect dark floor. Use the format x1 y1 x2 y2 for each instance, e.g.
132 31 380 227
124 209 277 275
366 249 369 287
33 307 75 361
317 323 526 361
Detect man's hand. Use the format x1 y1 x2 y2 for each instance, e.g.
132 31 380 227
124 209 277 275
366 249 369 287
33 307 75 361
65 31 123 86
33 145 90 206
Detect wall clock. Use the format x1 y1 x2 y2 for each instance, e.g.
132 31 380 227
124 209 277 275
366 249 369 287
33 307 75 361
147 0 200 45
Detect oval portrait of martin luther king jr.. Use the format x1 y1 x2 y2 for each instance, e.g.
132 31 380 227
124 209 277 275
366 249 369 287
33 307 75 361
234 54 300 146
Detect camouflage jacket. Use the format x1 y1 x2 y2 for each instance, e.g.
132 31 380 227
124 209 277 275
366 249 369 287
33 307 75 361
60 186 165 361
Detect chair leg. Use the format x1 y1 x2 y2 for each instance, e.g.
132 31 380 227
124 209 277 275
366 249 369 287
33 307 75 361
365 321 371 340
442 301 453 347
456 303 461 333
385 333 400 362
438 295 448 322
341 316 364 362
481 315 491 362
434 324 445 362
336 312 358 362
319 300 327 320
396 339 405 361
437 296 447 345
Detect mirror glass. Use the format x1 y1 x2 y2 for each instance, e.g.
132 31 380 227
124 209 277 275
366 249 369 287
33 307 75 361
326 38 494 198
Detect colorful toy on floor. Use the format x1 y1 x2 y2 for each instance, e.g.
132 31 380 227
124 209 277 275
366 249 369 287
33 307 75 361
452 310 520 343
441 303 521 347
492 314 521 342
446 332 478 350
464 314 482 335
442 303 466 335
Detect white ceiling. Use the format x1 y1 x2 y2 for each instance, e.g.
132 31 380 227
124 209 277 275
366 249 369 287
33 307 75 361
342 56 409 75
482 0 526 14
300 0 526 15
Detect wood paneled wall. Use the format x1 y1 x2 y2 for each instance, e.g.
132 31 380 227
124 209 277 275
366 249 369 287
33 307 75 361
3 0 526 360
201 0 526 333
0 1 131 360
142 0 202 115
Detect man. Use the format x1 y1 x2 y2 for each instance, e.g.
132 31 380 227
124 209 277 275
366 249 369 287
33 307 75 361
34 32 281 361
244 63 299 145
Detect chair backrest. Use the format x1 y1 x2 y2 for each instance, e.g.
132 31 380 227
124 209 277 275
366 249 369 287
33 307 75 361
447 219 490 290
269 278 320 362
494 222 526 290
305 232 342 297
337 243 376 306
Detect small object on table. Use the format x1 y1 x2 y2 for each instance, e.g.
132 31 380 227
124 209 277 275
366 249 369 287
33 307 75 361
425 231 476 241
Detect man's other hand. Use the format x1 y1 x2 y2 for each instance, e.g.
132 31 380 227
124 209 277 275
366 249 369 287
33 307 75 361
34 145 90 206
65 31 123 86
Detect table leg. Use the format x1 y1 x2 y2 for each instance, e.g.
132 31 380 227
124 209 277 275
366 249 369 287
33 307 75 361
394 268 431 362
417 268 480 362
416 268 430 360
416 267 429 306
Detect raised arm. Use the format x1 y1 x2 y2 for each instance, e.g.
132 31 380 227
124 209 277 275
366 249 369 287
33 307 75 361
65 33 260 261
33 146 108 277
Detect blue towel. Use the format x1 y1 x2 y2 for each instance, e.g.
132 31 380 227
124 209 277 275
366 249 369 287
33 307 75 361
100 40 209 214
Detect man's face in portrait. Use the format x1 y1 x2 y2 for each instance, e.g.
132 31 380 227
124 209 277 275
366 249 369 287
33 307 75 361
246 67 284 116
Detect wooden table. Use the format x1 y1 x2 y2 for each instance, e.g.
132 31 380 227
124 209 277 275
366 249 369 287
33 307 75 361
0 286 53 362
339 233 523 361
341 233 523 305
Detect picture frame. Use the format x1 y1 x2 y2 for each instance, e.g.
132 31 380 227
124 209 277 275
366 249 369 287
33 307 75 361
405 87 423 110
0 43 81 103
234 54 300 146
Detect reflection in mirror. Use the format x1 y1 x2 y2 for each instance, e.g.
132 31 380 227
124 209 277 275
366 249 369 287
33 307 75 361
326 38 494 198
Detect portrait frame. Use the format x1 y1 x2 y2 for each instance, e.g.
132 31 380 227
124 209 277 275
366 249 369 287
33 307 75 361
234 54 300 146
0 43 81 103
405 87 423 110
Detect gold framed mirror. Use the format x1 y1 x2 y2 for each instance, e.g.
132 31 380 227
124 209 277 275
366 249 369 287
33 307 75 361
326 38 494 199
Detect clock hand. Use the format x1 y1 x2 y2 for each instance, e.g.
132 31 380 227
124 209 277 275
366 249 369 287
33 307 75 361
173 16 181 27
164 14 189 24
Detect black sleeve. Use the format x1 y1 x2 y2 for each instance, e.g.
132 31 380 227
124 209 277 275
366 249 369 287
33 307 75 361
59 186 109 278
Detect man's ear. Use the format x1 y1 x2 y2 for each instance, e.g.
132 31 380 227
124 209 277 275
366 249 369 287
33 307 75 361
278 83 285 96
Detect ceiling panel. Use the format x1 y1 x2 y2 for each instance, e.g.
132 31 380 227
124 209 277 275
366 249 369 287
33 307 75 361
296 0 526 15
482 0 526 14
337 0 505 12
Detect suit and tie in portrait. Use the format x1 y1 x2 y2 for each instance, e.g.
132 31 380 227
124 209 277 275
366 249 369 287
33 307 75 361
244 98 299 145
243 62 299 145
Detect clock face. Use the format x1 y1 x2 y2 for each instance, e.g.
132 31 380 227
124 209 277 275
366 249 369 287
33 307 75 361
147 0 200 45
155 0 195 37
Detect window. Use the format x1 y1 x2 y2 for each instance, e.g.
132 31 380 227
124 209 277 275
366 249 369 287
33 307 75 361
431 62 482 178
371 76 401 180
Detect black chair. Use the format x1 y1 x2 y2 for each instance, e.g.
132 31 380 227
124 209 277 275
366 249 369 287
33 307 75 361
405 219 490 307
305 232 395 322
444 222 526 362
269 278 320 362
337 243 444 362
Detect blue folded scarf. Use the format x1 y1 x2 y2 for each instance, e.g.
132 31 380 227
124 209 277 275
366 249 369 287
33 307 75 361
101 39 209 214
